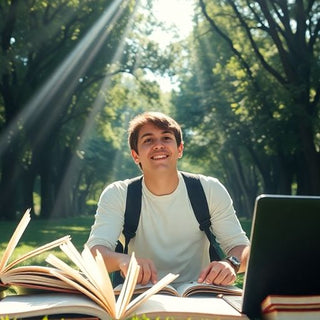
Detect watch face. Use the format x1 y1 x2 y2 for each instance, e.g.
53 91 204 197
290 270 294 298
230 256 240 266
227 256 240 269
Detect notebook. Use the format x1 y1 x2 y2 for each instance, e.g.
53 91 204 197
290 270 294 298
238 194 320 319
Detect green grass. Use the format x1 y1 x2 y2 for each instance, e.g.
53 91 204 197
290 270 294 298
0 215 95 266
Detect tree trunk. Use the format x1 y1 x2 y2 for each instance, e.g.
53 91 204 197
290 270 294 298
296 120 320 195
0 147 23 220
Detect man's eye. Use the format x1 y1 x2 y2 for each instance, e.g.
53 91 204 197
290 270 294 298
143 138 152 144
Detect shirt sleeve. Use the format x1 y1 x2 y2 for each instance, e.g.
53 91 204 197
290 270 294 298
200 175 250 254
85 180 128 251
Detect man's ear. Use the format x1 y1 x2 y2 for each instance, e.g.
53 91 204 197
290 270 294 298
131 149 140 164
178 142 184 159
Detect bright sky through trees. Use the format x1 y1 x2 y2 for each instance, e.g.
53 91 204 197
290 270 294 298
147 0 195 91
151 0 194 45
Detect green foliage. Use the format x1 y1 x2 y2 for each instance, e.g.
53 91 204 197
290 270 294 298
173 0 320 216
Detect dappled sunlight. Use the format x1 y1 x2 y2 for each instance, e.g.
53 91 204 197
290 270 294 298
42 226 88 232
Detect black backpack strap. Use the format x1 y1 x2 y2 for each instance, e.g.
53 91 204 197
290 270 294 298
181 172 223 261
113 176 143 287
122 176 143 253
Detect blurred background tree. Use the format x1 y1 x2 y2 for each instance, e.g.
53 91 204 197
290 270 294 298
173 0 319 216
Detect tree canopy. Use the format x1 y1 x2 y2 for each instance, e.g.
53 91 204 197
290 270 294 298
173 0 319 215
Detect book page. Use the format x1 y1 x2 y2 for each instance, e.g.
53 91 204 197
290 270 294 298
0 293 109 320
3 235 71 273
125 273 179 317
115 281 243 297
116 252 140 319
0 210 31 272
47 244 179 320
59 241 99 287
114 282 179 296
1 265 76 289
90 248 117 315
46 254 115 315
48 264 115 317
47 243 144 319
131 294 248 319
175 281 243 297
79 245 116 305
60 240 117 316
58 240 118 316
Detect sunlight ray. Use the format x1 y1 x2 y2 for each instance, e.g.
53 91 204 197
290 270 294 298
0 0 128 156
50 0 143 217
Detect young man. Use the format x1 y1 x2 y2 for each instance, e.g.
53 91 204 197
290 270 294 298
86 112 250 286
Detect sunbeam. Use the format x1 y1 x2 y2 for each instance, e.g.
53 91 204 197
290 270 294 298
50 0 143 217
0 0 129 157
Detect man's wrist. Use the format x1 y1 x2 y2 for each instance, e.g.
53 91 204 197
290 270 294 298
224 256 241 273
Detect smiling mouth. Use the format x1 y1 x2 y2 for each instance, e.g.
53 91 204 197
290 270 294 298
151 154 168 160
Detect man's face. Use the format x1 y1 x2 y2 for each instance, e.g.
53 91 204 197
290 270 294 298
131 123 183 173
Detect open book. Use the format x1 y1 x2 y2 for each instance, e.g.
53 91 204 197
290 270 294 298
114 280 243 297
44 240 179 320
0 209 76 294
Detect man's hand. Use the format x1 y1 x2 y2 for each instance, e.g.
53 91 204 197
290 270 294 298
90 245 158 285
120 256 158 285
198 261 237 286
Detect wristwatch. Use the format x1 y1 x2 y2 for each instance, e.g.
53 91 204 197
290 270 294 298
224 256 241 273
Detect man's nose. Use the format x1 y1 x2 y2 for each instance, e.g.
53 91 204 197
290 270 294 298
152 139 165 149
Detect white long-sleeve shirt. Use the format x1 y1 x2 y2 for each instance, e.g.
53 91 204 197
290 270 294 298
86 171 250 283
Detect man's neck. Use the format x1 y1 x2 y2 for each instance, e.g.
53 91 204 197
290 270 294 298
143 170 179 196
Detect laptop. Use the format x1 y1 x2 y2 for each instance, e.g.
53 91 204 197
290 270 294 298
231 194 320 319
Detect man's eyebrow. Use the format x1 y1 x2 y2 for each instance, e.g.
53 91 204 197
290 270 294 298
139 132 153 140
139 130 173 140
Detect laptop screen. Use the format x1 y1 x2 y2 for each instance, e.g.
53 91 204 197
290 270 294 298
241 194 320 318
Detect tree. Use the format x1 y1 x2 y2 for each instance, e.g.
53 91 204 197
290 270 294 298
198 0 320 195
172 0 319 215
172 31 260 216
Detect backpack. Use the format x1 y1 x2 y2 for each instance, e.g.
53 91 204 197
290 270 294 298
113 172 223 286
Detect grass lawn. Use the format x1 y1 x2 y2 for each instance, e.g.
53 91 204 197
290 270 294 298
0 215 95 267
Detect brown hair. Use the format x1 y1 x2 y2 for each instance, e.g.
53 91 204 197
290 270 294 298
128 111 183 153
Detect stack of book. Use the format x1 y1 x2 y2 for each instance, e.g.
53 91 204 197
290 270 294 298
0 210 249 320
262 295 320 320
